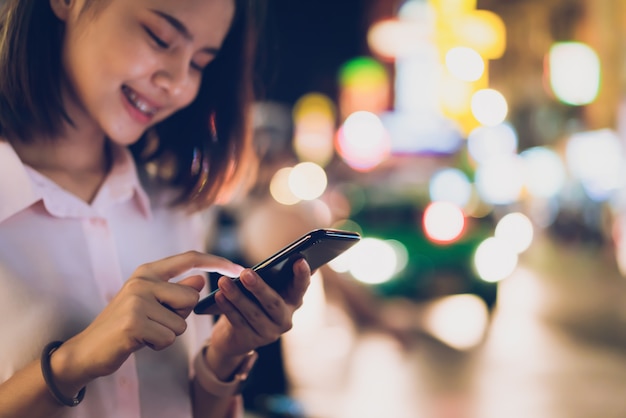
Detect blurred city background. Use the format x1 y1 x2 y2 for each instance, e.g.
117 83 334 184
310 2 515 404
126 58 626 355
208 0 626 417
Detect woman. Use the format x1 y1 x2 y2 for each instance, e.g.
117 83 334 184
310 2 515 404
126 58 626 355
0 0 311 417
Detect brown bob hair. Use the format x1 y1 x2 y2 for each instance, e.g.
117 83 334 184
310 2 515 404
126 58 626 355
0 0 260 209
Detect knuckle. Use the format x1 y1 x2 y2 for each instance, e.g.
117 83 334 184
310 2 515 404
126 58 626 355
134 263 152 277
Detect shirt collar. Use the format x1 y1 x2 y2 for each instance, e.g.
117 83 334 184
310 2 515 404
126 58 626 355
0 141 152 222
0 141 41 223
92 143 152 219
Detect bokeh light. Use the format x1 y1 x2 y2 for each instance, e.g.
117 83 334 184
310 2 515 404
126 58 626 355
494 212 534 254
566 129 626 201
270 167 301 206
467 122 518 165
336 111 391 171
474 155 524 205
429 168 472 208
520 147 567 199
339 57 391 118
343 238 398 284
471 88 508 126
422 294 489 350
423 201 466 243
445 46 485 82
474 237 518 282
293 93 337 166
288 162 328 201
549 42 601 106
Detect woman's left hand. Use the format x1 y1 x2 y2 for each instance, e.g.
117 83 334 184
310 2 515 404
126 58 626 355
205 258 311 376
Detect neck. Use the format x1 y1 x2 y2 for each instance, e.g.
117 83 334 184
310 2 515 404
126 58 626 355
11 123 113 203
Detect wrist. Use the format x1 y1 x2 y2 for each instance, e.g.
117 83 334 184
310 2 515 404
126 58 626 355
204 344 249 381
43 341 89 407
194 345 257 397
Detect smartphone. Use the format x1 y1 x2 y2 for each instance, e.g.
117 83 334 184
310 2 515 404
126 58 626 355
194 228 361 315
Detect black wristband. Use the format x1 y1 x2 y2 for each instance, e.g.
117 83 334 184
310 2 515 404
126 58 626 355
40 341 86 407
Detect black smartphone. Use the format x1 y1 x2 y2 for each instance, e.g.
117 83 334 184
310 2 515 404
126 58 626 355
194 228 361 315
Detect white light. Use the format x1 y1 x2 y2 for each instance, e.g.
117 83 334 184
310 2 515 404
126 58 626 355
475 155 524 205
429 168 472 208
566 129 626 201
445 46 485 82
520 147 566 199
387 239 409 275
549 42 601 106
467 123 518 165
422 294 489 350
337 111 391 171
423 201 466 243
471 89 508 127
474 237 518 283
288 162 328 201
347 238 397 284
495 212 534 254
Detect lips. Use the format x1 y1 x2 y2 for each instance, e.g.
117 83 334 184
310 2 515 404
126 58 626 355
121 85 160 118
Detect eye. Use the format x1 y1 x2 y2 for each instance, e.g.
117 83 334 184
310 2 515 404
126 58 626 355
143 25 169 49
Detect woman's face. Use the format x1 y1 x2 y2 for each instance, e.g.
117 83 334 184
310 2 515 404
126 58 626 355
54 0 235 145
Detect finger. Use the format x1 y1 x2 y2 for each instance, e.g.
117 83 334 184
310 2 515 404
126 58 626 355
278 259 311 307
142 320 179 351
214 290 251 330
136 251 244 282
237 270 288 324
178 274 206 293
217 275 278 331
145 302 189 336
151 280 200 314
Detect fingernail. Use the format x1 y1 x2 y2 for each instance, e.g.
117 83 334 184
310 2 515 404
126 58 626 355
219 277 235 294
241 270 257 286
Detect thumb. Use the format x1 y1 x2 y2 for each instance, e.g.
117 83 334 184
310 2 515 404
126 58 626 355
178 274 206 293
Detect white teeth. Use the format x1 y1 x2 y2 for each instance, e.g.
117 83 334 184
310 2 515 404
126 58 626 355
123 86 157 116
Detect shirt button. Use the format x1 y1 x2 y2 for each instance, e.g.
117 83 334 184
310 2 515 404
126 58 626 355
119 377 128 387
90 218 106 227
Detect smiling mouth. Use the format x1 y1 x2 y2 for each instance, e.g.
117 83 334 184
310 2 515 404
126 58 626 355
122 85 158 117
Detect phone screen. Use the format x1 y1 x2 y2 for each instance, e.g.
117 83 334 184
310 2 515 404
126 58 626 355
194 228 361 315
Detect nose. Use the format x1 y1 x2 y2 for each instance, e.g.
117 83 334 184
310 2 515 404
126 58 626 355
152 54 191 97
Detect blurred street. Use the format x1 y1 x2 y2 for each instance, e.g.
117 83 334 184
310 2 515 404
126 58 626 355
275 235 626 418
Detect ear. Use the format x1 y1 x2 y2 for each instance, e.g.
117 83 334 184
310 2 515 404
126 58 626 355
49 0 72 21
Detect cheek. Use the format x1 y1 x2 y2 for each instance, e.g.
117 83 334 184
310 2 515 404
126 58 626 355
177 80 203 110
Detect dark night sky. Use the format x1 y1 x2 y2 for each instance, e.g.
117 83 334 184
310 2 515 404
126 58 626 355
256 0 374 106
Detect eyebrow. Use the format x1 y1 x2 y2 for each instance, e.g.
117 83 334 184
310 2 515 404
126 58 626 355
150 9 221 55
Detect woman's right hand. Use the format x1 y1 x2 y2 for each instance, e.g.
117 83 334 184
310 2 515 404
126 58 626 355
53 251 244 389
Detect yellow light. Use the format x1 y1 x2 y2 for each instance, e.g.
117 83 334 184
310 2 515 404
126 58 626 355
293 93 337 166
454 10 506 60
293 93 336 125
429 0 477 16
269 167 300 206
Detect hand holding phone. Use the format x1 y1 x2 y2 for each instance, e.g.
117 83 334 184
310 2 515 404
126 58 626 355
194 228 361 315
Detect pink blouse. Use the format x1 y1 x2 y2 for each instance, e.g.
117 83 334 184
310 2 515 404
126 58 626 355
0 141 219 417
